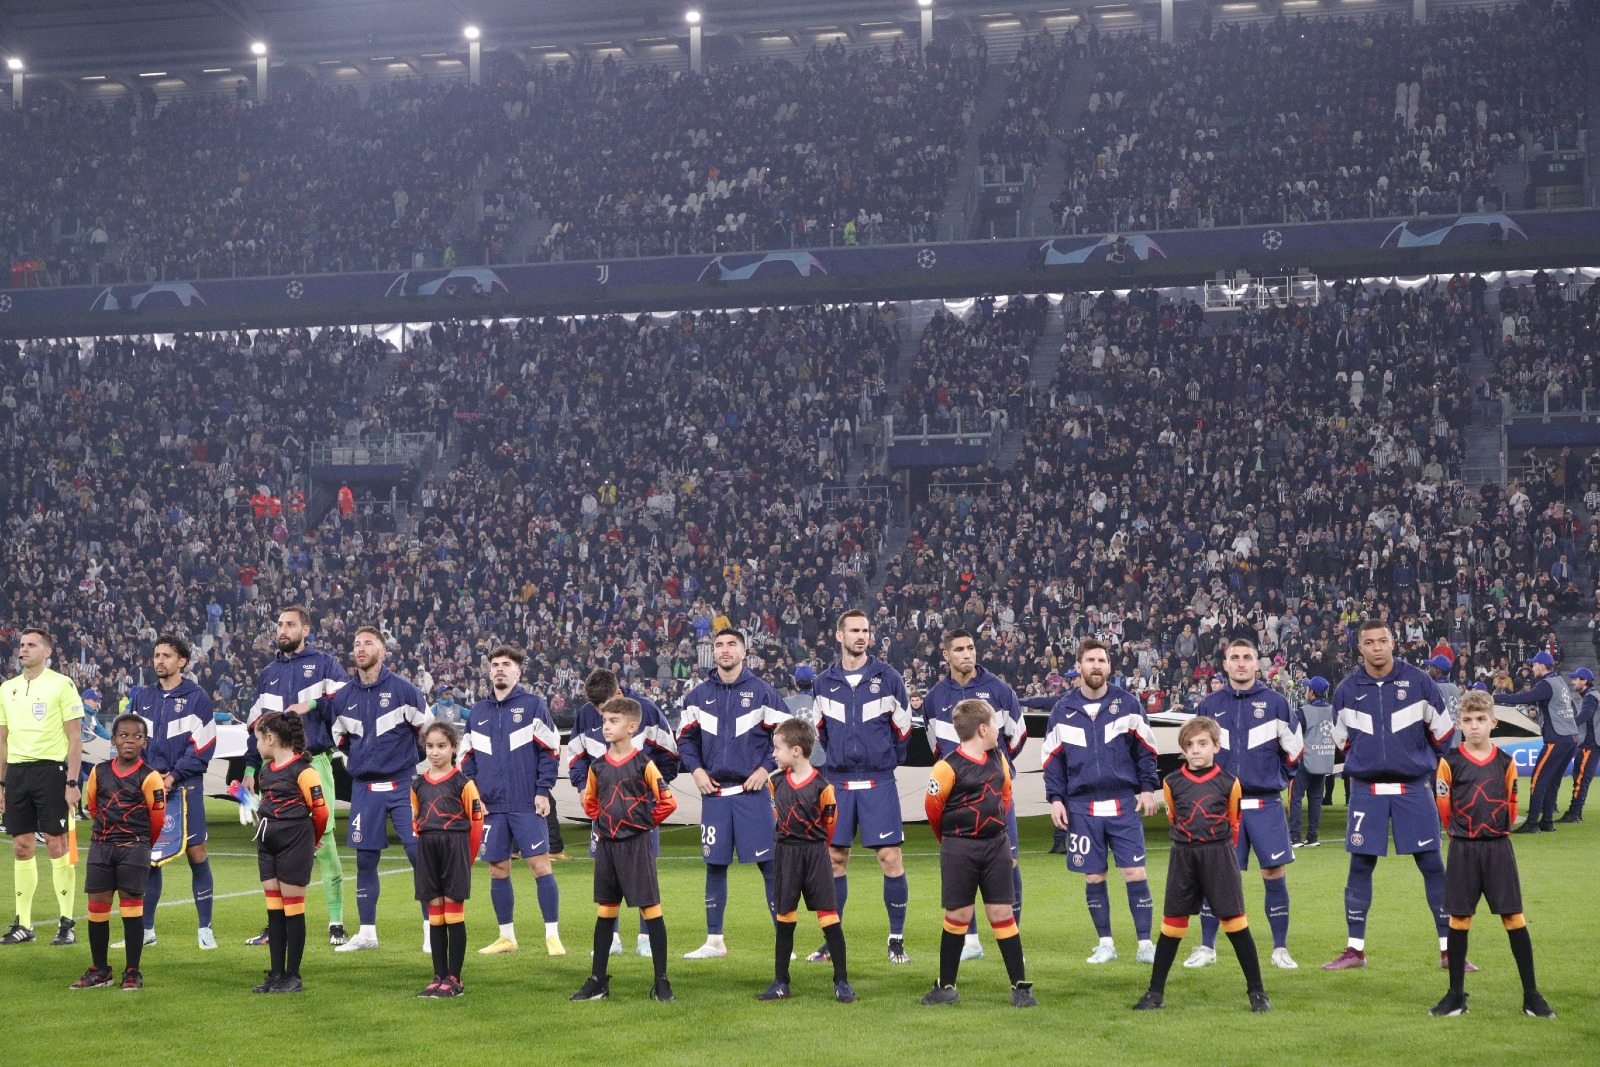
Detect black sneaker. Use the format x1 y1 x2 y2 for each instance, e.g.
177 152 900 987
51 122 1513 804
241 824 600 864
270 973 303 993
418 977 445 999
252 971 284 994
50 918 76 946
1523 992 1556 1019
1133 989 1164 1010
650 976 676 1002
1010 981 1038 1008
569 975 610 1001
1555 811 1583 824
834 980 857 1004
887 936 909 965
245 926 271 946
1512 822 1541 835
756 981 792 1001
920 983 960 1005
436 976 464 998
1538 821 1556 833
1429 991 1469 1017
1248 990 1272 1013
328 924 348 947
1305 837 1320 847
70 965 115 989
1048 840 1068 855
119 967 144 991
0 920 35 945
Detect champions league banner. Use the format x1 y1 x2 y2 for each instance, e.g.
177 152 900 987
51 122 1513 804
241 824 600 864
3 210 1598 320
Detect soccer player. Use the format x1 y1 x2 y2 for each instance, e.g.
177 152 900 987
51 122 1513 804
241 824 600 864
71 714 165 990
462 646 563 956
811 609 913 966
759 717 852 1003
1323 620 1459 971
921 700 1034 1008
1042 639 1159 964
1494 651 1582 834
1430 691 1554 1018
679 627 788 959
252 711 330 993
571 697 678 1003
328 626 429 953
1186 639 1303 970
566 667 679 957
237 606 348 945
923 628 1026 962
128 635 218 949
0 626 84 947
1289 676 1335 847
1558 666 1597 822
1133 716 1270 1013
412 722 485 998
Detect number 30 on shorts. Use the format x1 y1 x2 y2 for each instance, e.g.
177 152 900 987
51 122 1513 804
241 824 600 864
1068 833 1092 856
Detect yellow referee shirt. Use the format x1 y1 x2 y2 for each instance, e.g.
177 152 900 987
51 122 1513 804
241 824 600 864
0 668 83 763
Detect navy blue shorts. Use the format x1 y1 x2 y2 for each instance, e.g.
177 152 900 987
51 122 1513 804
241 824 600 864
700 789 777 865
1064 798 1147 875
1346 781 1440 856
482 810 550 862
348 778 416 851
1235 796 1295 870
827 777 903 848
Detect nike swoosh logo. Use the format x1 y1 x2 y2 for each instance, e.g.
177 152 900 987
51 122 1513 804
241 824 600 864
1353 695 1367 701
1417 839 1435 848
877 831 895 840
1270 851 1286 860
1132 853 1145 862
754 849 770 858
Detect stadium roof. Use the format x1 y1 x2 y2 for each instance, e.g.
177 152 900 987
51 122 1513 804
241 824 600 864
0 1 1158 84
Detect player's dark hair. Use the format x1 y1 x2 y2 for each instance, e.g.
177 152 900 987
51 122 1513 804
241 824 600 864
1357 618 1391 638
255 711 306 755
1076 637 1110 662
835 608 868 631
774 717 817 757
155 633 191 662
600 696 641 725
941 627 975 649
489 645 525 666
714 626 746 645
1225 637 1257 654
585 667 619 707
1178 715 1222 748
354 624 384 643
422 720 463 761
952 699 995 741
279 605 311 627
20 625 53 647
111 713 148 739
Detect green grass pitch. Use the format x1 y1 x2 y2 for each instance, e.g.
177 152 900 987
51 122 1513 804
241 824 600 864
1 796 1594 1066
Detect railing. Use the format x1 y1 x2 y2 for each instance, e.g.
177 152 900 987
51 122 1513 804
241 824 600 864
1502 391 1600 421
927 481 1007 499
311 432 438 469
1203 273 1321 311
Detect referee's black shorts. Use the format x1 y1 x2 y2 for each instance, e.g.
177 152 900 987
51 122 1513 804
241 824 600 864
1444 835 1523 916
3 760 70 837
1164 839 1246 919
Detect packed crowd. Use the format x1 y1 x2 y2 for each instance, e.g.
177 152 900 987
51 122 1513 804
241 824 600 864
893 295 1046 437
0 77 518 286
500 38 985 261
871 280 1586 709
1051 4 1585 232
0 304 907 724
977 31 1073 171
1484 271 1600 416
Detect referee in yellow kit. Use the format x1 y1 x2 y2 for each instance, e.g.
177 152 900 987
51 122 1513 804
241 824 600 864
0 627 85 946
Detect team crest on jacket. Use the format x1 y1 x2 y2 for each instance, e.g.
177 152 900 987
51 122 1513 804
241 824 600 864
1253 702 1266 718
870 680 881 694
379 692 391 708
513 711 523 723
977 691 990 700
303 665 315 677
740 693 752 707
175 698 187 712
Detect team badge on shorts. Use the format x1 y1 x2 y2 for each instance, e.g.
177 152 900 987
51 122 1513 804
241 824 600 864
1350 833 1364 847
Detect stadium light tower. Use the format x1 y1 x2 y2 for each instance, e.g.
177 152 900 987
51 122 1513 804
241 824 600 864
918 0 933 58
250 41 268 103
6 57 22 112
686 10 703 74
464 25 481 85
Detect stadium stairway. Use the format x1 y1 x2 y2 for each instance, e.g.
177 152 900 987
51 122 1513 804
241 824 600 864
996 302 1068 468
1020 54 1098 237
939 63 1012 241
304 344 412 524
1588 24 1600 209
1461 318 1503 483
